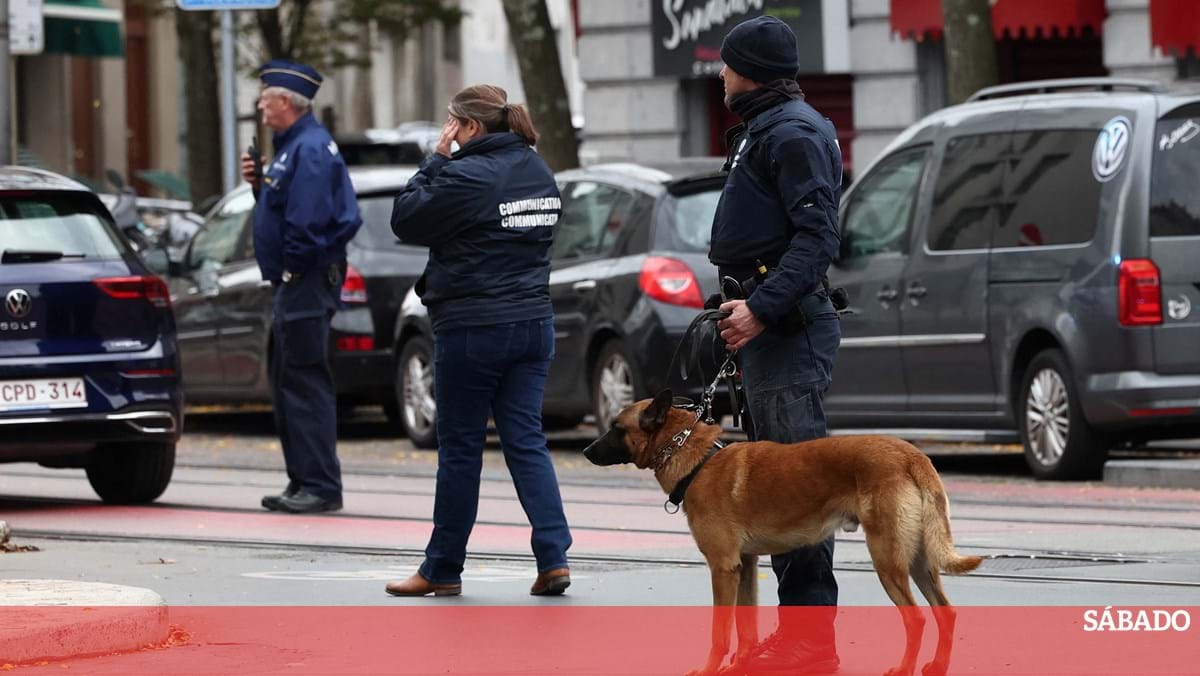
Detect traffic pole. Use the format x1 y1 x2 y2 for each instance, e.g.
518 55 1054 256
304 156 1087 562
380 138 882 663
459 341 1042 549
220 8 237 192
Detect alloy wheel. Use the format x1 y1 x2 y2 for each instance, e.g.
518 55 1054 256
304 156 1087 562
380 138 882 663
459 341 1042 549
1026 367 1070 467
403 352 436 437
596 354 634 431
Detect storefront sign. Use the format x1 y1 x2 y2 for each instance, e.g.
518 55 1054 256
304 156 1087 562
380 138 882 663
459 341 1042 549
652 0 824 78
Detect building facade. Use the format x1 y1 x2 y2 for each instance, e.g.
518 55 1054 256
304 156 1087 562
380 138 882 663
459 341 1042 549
576 0 1200 179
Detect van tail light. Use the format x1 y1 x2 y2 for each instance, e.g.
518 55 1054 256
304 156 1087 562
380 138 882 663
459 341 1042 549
341 265 368 304
1118 259 1162 326
639 257 704 309
94 275 171 309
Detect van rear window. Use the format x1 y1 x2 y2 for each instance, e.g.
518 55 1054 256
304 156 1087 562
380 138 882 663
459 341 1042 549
994 130 1101 248
1151 116 1200 237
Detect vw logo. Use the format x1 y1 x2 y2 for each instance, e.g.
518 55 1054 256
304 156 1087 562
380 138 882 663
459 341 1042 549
1168 294 1192 321
1093 116 1131 182
4 289 32 319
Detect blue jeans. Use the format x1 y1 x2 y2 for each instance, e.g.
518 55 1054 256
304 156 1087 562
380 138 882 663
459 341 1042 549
739 292 841 638
419 318 573 584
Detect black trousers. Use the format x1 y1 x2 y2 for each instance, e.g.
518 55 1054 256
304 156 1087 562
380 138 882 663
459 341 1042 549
269 265 343 501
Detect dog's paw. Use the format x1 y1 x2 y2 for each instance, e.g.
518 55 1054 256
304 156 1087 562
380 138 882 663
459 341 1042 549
921 660 948 676
884 666 915 676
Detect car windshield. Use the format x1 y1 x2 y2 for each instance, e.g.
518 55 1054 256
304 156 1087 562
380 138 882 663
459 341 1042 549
355 195 424 251
340 142 426 167
1151 114 1200 237
660 187 721 252
0 192 123 261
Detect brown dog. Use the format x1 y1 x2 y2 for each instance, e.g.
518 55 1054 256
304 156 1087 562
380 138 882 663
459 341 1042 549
583 390 983 676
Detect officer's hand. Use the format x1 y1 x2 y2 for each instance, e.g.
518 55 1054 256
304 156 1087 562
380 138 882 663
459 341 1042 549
717 300 765 351
436 118 460 158
241 152 265 190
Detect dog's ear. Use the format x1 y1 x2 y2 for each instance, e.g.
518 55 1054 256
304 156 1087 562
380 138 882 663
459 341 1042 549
639 389 674 432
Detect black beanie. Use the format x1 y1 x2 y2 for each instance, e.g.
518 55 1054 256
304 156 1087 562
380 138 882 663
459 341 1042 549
720 15 800 84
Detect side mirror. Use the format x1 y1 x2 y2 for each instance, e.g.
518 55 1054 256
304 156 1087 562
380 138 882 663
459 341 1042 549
142 246 170 276
184 233 202 272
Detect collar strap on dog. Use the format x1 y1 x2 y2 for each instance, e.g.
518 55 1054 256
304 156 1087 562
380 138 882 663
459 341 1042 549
664 440 726 514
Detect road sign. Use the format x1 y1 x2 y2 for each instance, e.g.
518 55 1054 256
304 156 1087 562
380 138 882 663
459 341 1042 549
9 0 43 55
176 0 281 9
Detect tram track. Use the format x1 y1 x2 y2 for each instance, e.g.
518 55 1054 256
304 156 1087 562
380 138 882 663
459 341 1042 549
13 527 1200 590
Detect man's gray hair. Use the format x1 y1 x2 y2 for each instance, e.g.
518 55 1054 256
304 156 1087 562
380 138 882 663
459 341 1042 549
264 86 312 113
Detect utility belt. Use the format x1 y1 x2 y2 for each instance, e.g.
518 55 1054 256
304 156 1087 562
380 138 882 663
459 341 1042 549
715 260 849 334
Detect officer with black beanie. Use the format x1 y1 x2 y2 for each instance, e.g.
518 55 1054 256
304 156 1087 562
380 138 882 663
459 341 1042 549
709 15 844 674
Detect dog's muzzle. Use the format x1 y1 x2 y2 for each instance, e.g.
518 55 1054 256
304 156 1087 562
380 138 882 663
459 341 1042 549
583 429 632 466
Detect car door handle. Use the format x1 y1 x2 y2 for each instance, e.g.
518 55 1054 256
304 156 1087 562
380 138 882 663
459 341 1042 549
906 284 928 299
876 288 899 302
203 288 220 299
573 280 597 293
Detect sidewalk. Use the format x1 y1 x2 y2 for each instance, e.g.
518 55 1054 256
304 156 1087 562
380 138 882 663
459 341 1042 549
0 579 168 665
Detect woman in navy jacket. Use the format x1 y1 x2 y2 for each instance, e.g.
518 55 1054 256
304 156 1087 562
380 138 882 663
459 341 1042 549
386 85 573 597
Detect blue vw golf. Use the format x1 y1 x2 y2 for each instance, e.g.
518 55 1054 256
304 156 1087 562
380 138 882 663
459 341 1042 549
0 168 181 504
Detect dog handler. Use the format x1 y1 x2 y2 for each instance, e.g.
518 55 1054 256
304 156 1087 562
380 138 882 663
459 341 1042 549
385 85 573 598
708 16 844 672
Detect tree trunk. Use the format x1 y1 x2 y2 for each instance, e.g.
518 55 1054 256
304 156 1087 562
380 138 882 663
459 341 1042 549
175 8 223 206
942 0 999 105
351 22 376 130
500 0 579 171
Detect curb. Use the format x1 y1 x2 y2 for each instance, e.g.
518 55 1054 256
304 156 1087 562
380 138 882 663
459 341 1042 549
0 580 168 665
1104 458 1200 490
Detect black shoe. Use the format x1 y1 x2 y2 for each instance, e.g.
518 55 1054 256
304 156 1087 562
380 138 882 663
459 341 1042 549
261 482 300 511
274 490 343 514
731 632 839 675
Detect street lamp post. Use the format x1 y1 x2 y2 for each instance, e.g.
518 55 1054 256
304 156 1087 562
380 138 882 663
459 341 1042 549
0 0 12 166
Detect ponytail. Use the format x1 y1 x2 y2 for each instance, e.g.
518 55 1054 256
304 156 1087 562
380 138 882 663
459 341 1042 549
448 84 541 147
503 104 539 146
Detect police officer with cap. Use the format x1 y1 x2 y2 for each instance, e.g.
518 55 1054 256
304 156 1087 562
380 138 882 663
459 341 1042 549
242 60 362 514
708 15 843 673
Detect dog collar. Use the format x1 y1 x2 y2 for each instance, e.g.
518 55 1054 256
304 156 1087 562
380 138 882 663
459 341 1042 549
665 440 725 514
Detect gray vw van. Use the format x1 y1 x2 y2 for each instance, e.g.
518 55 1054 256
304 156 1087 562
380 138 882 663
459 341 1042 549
826 78 1200 480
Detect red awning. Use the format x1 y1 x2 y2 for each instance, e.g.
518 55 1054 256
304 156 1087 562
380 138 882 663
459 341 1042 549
891 0 1106 41
1150 0 1200 56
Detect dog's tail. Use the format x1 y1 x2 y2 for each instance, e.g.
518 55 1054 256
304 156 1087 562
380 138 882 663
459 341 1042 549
916 462 984 575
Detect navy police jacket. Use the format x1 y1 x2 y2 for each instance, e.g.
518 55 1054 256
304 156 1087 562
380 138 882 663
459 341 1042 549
253 113 362 283
391 132 559 332
709 98 843 327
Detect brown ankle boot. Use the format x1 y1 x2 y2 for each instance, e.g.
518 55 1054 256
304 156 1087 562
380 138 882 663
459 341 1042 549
530 567 570 596
385 572 462 597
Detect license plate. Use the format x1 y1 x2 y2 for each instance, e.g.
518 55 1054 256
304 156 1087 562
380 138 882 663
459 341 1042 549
0 378 87 412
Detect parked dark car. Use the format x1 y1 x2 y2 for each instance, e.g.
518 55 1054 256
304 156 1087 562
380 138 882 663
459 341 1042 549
336 124 441 167
394 161 728 447
167 167 428 421
827 77 1200 479
0 167 182 504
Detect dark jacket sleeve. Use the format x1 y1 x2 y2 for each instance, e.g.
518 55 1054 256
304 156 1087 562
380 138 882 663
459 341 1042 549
391 154 493 248
745 133 842 326
283 142 336 273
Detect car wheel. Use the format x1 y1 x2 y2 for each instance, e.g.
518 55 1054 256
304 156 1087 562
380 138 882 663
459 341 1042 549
396 336 437 449
1018 349 1108 480
592 340 640 433
86 441 176 504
